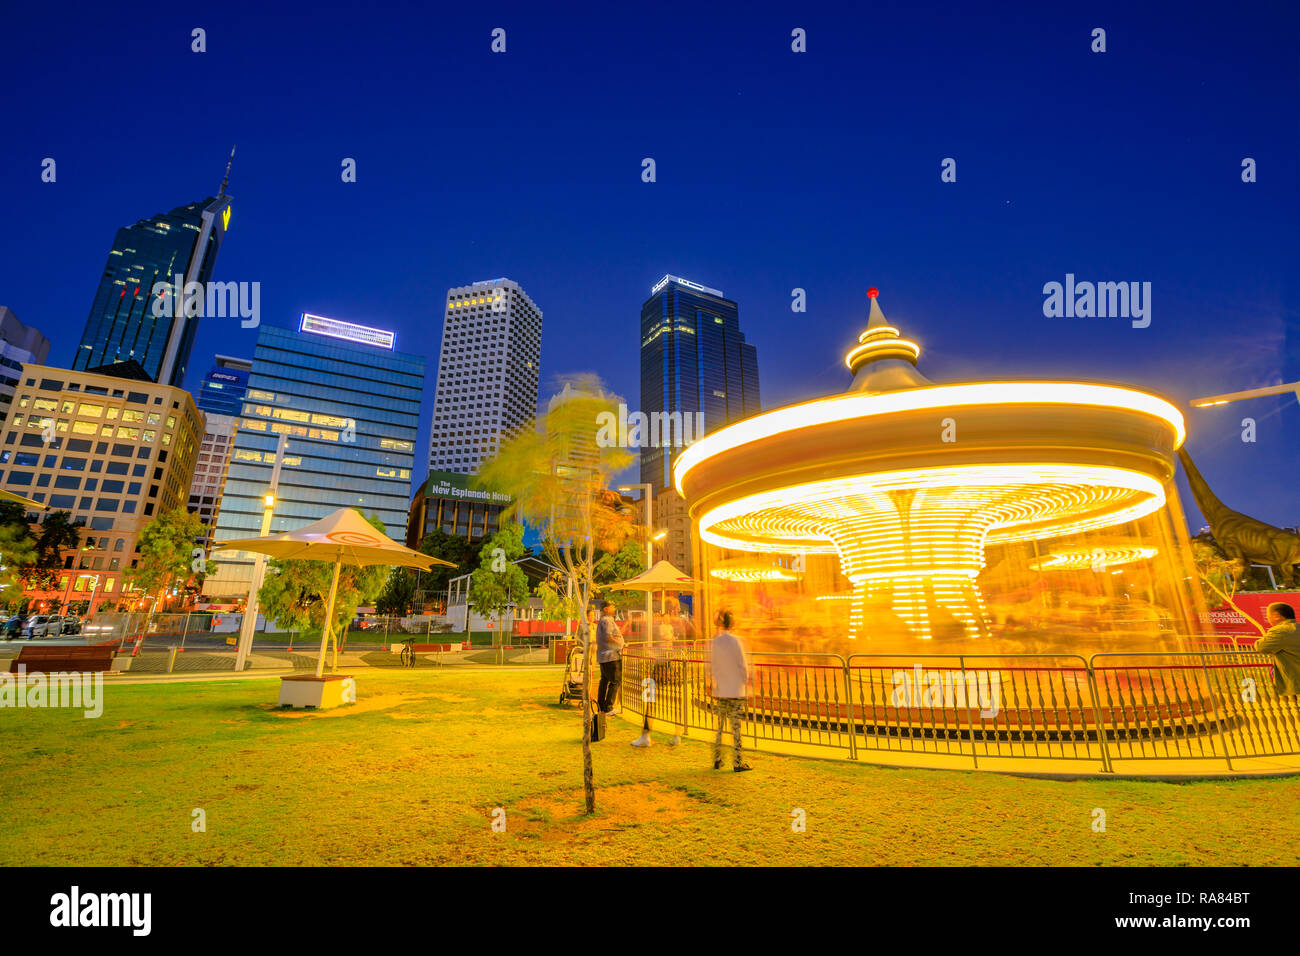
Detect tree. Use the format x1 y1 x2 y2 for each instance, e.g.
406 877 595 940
125 507 208 618
477 374 638 813
535 570 581 628
376 567 418 616
257 512 390 655
1192 535 1266 637
468 523 530 646
24 511 82 591
416 528 477 608
594 539 647 612
0 521 36 610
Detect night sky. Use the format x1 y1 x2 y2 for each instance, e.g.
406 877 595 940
2 1 1296 530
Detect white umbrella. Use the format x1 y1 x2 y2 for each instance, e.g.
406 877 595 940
216 507 454 676
0 489 48 510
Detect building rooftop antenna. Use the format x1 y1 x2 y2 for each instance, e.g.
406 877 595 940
218 145 236 198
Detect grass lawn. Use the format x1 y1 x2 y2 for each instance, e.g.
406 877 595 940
2 668 1297 866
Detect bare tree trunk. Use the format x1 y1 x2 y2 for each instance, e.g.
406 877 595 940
581 602 594 814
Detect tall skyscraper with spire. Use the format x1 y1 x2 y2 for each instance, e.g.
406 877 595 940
72 149 236 388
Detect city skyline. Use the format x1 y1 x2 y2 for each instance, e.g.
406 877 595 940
1 3 1295 533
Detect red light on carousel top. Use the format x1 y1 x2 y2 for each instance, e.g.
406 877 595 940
867 287 879 298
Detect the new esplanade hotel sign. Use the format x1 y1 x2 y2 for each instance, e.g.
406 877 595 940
299 312 396 350
424 471 514 506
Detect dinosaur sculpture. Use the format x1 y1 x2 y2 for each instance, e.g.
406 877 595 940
1178 448 1300 587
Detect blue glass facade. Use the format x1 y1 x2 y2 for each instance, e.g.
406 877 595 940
205 320 424 597
73 196 230 387
196 359 250 416
639 278 760 493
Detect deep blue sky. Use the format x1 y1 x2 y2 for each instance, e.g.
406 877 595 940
2 1 1297 530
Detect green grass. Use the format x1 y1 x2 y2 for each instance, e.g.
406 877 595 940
1 668 1297 866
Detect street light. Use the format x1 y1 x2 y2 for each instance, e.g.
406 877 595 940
1190 381 1300 408
618 482 654 628
235 434 288 671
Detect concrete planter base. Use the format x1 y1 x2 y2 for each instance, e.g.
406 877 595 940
278 674 356 710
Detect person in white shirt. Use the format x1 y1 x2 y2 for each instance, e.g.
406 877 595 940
710 610 752 772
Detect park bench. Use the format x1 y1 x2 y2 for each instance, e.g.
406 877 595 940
9 644 116 674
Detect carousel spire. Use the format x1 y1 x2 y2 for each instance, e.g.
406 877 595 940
843 288 933 393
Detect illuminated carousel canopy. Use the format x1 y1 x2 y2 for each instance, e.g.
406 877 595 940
676 291 1186 641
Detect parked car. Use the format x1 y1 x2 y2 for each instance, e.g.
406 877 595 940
43 615 66 637
60 616 81 636
22 614 52 638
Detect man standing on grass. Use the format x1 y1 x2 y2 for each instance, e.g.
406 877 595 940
1255 602 1300 695
596 600 624 715
710 609 752 773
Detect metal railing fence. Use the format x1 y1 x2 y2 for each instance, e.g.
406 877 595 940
619 642 1300 774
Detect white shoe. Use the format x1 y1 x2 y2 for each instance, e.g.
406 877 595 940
668 735 681 747
630 732 652 748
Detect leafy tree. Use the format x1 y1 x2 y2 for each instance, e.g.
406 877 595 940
125 507 208 617
257 512 390 656
416 528 477 607
0 521 36 609
1192 535 1266 637
594 539 647 612
477 374 638 813
535 570 581 628
469 523 530 644
21 511 82 591
376 567 418 616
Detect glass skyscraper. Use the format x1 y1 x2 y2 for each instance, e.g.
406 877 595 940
639 275 760 493
73 183 232 387
202 315 425 598
196 355 251 416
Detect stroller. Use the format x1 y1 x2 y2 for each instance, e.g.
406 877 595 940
558 636 589 706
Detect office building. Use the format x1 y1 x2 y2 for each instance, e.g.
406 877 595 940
73 154 235 387
428 278 542 475
187 412 238 547
0 364 202 614
188 356 250 548
0 307 51 417
639 275 759 496
196 355 251 416
204 314 424 599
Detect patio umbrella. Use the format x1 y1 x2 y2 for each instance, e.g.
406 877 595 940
215 507 454 676
608 559 697 621
0 488 47 510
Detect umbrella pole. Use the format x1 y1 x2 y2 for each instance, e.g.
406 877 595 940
315 561 343 679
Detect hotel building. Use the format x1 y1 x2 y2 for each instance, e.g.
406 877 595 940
427 278 542 475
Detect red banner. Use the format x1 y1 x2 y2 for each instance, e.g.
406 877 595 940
1201 591 1298 638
